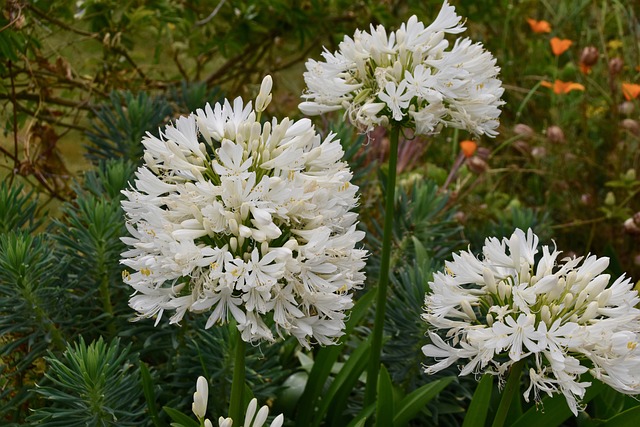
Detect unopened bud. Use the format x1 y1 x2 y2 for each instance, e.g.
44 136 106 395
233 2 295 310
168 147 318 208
453 211 466 224
255 75 273 113
514 124 535 139
609 57 624 76
581 193 593 206
625 168 637 181
466 156 488 174
619 101 635 116
580 46 599 67
476 146 491 161
546 125 565 143
531 146 546 159
624 217 640 234
512 140 531 155
604 191 616 206
540 305 551 325
621 119 640 136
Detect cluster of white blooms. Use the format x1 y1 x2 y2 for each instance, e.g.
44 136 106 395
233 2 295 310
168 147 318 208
191 376 284 427
422 228 640 415
299 1 504 136
121 76 367 348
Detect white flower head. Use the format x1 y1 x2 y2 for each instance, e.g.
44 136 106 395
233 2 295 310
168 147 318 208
121 76 367 348
299 0 504 136
422 228 640 416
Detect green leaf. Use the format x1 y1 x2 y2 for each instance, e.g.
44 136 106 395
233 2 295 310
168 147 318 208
140 362 162 427
312 336 372 427
346 404 376 427
600 405 640 426
376 364 394 427
295 288 375 426
163 406 200 427
393 376 455 427
462 374 494 427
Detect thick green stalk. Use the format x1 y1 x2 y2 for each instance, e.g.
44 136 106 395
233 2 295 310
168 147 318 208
364 125 400 410
98 268 116 338
229 331 246 423
491 359 525 427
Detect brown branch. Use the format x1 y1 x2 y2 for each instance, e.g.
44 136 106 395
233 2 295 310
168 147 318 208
0 4 23 33
0 92 95 110
204 41 265 85
12 101 88 132
25 3 98 38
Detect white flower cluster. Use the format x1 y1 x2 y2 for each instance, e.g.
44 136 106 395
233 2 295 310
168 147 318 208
121 76 367 348
191 376 284 427
422 228 640 415
299 1 504 136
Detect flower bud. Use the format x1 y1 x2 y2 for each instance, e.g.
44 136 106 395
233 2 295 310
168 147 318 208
625 168 636 181
604 191 616 206
255 75 273 113
546 125 565 143
579 46 599 67
476 146 491 161
619 101 635 116
581 193 593 206
624 217 640 234
609 57 624 76
531 146 546 159
512 140 531 155
466 156 488 174
621 118 640 135
192 376 208 419
514 124 535 139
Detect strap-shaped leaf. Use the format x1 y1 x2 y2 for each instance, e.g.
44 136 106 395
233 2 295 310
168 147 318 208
462 374 494 427
393 376 455 427
296 289 376 426
376 364 395 427
163 406 200 427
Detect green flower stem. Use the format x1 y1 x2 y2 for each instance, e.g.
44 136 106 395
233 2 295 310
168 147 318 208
98 271 116 338
491 359 525 427
229 329 246 423
364 125 400 410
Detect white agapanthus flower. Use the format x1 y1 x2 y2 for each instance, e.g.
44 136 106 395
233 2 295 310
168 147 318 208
121 76 367 348
190 376 284 427
299 0 504 136
218 397 284 427
422 228 640 415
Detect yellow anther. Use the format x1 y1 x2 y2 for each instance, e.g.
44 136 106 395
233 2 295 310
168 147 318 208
141 268 152 276
122 270 131 281
628 341 637 350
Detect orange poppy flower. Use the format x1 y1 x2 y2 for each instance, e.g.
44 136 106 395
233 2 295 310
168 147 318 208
541 80 585 94
460 140 477 158
622 83 640 101
550 37 573 56
526 18 551 34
